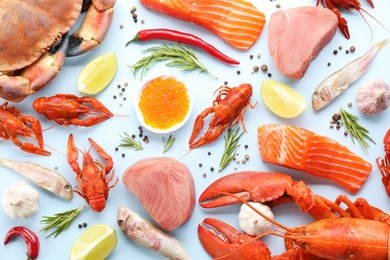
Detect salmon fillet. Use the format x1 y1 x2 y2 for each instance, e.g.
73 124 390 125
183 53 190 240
139 0 266 50
257 124 372 194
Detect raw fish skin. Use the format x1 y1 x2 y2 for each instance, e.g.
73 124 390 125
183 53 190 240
268 6 337 79
139 0 266 50
123 157 196 231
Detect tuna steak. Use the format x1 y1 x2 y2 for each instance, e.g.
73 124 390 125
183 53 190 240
268 6 337 79
122 157 196 231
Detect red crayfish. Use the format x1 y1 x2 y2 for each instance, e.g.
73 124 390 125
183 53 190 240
198 171 390 259
33 94 113 127
188 83 256 149
67 134 118 212
0 102 50 156
377 129 390 197
316 0 374 39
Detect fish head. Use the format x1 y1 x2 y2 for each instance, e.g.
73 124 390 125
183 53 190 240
312 86 333 111
56 181 73 200
37 178 73 200
117 206 134 230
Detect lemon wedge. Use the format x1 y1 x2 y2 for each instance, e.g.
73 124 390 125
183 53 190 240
70 224 117 260
78 52 117 95
261 79 307 118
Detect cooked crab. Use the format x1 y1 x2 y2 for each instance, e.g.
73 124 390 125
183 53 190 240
0 0 116 102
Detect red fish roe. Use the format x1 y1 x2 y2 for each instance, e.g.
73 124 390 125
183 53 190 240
139 77 190 130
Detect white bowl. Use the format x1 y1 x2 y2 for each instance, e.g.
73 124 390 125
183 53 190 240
133 74 193 134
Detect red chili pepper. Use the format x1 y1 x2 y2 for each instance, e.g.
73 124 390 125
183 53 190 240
4 226 40 260
127 28 240 65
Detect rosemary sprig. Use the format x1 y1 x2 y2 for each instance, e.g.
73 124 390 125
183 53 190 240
162 135 175 153
340 107 376 150
130 43 216 79
118 132 143 150
219 127 244 172
40 206 85 238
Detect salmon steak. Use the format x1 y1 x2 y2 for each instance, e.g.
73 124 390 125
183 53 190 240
139 0 266 50
257 124 372 193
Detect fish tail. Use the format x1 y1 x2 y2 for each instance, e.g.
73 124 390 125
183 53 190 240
0 158 7 166
375 38 389 49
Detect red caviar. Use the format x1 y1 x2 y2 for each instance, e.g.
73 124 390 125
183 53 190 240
139 77 190 130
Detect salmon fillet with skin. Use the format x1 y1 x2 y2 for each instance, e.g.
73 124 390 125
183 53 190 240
139 0 266 50
257 124 372 194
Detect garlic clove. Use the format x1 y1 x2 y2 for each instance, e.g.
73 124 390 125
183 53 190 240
356 79 390 116
2 182 39 219
238 202 274 236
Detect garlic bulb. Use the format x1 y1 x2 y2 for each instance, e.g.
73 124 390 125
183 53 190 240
238 202 274 236
356 79 390 116
2 182 39 219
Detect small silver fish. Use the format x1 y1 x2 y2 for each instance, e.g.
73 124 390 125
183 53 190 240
0 158 73 200
312 39 388 111
117 206 191 260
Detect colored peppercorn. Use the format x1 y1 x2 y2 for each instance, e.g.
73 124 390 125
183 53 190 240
4 226 39 260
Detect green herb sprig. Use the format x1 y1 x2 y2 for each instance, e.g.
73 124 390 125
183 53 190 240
219 127 243 172
119 132 143 150
340 107 375 150
162 135 175 153
130 43 216 79
40 206 85 238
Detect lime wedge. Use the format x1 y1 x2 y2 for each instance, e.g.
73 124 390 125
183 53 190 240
78 52 117 95
261 79 307 118
70 224 117 260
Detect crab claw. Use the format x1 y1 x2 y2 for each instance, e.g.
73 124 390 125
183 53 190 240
68 0 116 56
198 218 271 260
199 171 294 208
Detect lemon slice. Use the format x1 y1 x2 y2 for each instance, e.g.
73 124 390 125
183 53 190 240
70 224 117 260
261 79 307 118
78 52 117 95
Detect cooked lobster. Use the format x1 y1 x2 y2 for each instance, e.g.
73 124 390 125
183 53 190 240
198 171 390 259
33 94 113 127
377 129 390 197
188 83 256 149
67 134 118 212
316 0 375 39
0 102 50 156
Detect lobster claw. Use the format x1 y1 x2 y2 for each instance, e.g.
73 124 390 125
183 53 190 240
198 171 343 220
198 218 271 260
199 171 294 208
